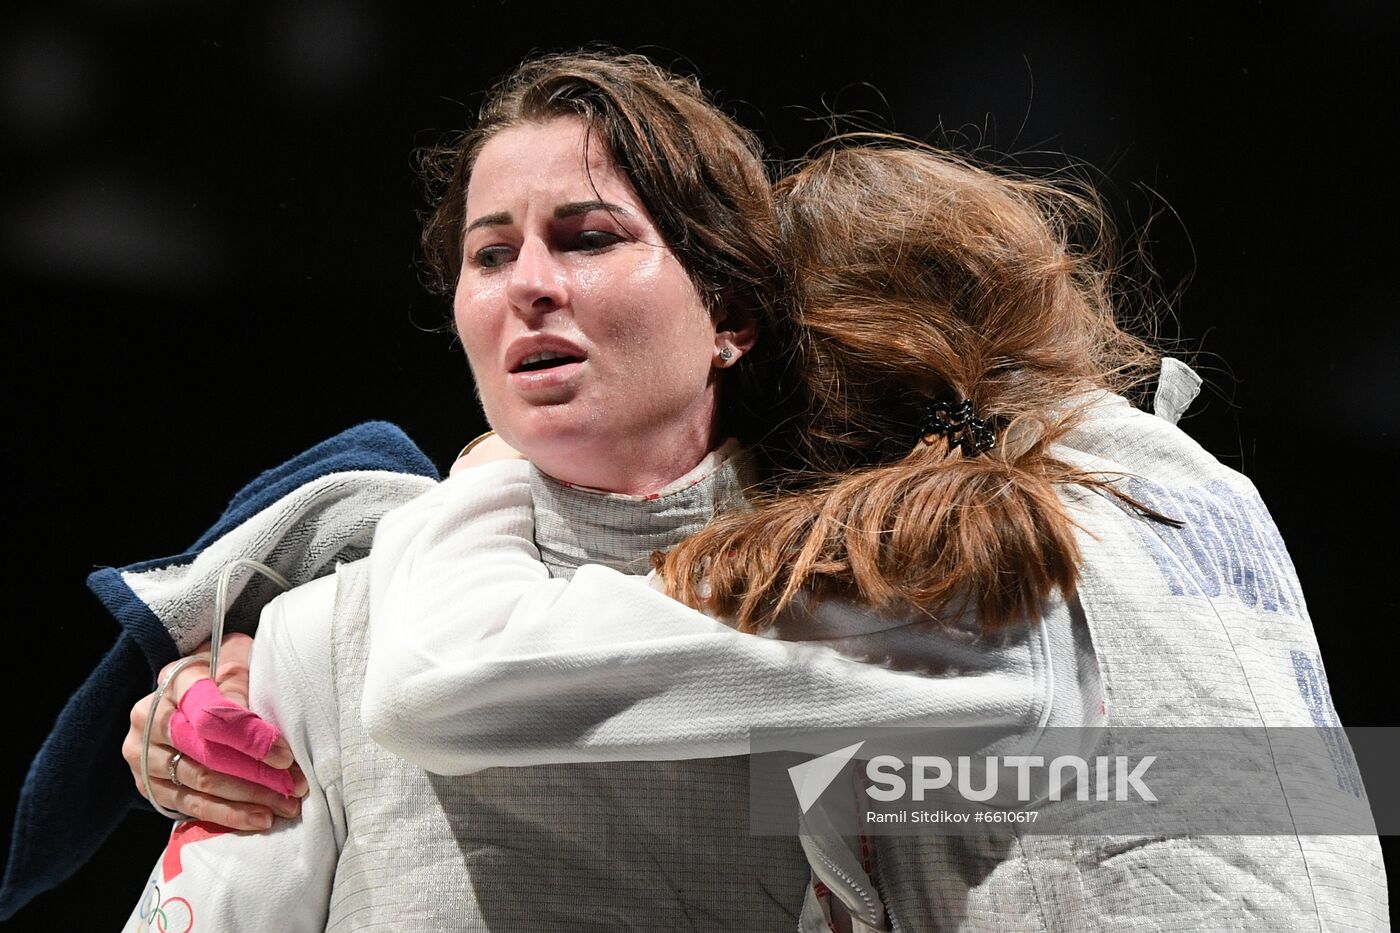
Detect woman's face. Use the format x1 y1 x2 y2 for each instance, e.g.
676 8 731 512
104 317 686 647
455 116 728 494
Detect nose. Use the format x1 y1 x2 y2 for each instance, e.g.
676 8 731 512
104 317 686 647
505 236 568 318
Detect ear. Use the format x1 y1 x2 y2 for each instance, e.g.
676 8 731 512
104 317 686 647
712 302 759 367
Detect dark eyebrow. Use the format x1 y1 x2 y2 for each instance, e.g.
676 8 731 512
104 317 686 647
464 202 631 236
463 211 511 235
555 200 632 220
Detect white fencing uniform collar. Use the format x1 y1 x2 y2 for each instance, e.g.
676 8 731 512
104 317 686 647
527 437 755 579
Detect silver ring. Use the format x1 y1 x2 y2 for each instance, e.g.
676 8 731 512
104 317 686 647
168 752 184 787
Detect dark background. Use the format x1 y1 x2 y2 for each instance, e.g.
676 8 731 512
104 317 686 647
3 2 1395 928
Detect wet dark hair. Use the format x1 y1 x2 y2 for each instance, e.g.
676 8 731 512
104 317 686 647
419 50 800 447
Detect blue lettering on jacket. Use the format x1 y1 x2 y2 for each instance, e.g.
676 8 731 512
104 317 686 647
1124 478 1304 615
1291 650 1363 796
1292 649 1340 728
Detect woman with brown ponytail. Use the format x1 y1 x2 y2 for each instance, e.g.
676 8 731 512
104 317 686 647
368 140 1387 929
663 141 1160 635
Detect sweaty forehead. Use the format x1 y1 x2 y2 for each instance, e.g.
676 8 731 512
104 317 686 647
466 116 636 213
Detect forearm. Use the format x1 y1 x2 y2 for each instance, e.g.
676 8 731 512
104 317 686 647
363 462 1041 774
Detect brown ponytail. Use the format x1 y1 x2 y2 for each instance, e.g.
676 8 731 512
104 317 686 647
657 141 1161 632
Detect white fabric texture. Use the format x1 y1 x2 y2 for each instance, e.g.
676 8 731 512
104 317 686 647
1150 356 1202 426
123 470 434 652
362 463 1100 774
528 435 756 576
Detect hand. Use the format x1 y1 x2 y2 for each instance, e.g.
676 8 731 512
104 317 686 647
450 432 525 475
123 633 308 830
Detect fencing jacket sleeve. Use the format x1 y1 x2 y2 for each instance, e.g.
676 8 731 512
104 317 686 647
362 459 1096 776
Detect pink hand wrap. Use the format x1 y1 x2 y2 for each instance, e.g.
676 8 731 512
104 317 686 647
168 678 294 796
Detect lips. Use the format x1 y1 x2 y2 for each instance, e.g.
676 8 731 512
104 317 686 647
505 336 588 374
504 334 588 397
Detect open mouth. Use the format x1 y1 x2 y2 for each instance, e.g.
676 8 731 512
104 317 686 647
512 351 583 373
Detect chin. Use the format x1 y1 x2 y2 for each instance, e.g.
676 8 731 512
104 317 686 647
500 416 599 467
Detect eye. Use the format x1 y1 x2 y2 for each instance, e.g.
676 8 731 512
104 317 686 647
575 230 623 252
472 245 515 269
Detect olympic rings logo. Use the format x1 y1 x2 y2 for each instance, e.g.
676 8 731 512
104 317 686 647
136 880 194 933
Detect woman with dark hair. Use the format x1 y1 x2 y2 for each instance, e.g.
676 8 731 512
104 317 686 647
116 50 826 932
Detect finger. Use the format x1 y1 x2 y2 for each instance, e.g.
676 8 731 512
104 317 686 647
147 744 303 817
215 675 250 709
158 656 211 696
127 692 171 791
263 735 296 771
288 762 309 798
157 673 299 774
152 658 214 734
149 777 279 832
213 634 254 707
147 689 179 748
170 708 295 796
129 689 153 734
158 651 203 684
123 720 154 790
179 678 282 761
129 684 180 753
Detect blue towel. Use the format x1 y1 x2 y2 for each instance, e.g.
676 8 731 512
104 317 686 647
1 422 439 919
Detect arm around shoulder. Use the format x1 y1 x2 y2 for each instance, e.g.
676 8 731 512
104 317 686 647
362 461 1045 774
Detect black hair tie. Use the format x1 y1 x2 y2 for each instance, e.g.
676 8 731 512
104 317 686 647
919 399 997 456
